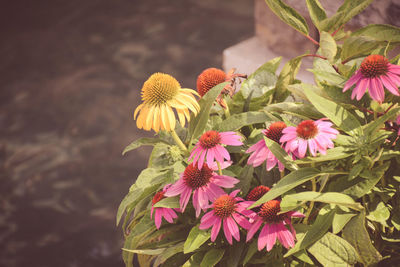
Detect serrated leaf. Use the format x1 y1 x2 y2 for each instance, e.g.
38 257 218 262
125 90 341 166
184 226 210 254
250 168 321 208
285 206 335 257
308 232 358 266
241 57 281 98
342 211 383 265
200 249 224 267
153 197 180 209
188 82 227 144
303 86 362 135
319 0 373 33
320 31 337 63
215 111 272 132
306 0 327 31
264 0 309 35
264 137 299 171
122 138 170 155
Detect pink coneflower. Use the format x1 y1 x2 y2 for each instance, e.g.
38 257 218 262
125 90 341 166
151 185 179 229
164 163 239 217
246 122 289 171
343 54 400 103
280 119 339 158
189 130 243 169
199 190 254 244
246 200 304 251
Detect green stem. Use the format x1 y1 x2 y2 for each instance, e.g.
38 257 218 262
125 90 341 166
216 161 223 176
304 178 317 224
170 130 189 154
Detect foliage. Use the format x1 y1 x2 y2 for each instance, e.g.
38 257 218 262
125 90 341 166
118 1 400 266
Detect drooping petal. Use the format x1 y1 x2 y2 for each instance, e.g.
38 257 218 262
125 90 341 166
232 212 252 230
275 223 295 249
226 216 240 242
246 218 263 242
257 224 269 250
381 75 400 96
343 71 362 92
266 224 278 251
211 218 222 242
200 211 217 230
154 209 162 229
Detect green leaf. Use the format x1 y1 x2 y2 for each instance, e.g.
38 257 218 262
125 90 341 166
264 137 299 171
224 242 245 267
215 111 272 132
122 248 165 255
122 138 170 155
188 82 227 143
295 146 351 164
332 211 356 234
367 202 390 225
363 106 400 136
320 31 337 63
153 197 180 209
308 69 346 85
353 24 400 43
308 232 358 266
264 102 323 119
274 55 303 102
280 192 364 213
153 242 185 266
241 57 281 98
319 0 373 33
182 251 204 267
264 0 309 35
306 0 327 31
183 226 210 254
117 187 142 226
285 206 336 257
236 165 254 196
250 168 322 208
303 86 362 135
342 211 383 265
200 249 225 267
341 36 384 63
243 239 258 265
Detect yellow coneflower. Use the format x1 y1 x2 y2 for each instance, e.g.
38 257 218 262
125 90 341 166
134 73 200 132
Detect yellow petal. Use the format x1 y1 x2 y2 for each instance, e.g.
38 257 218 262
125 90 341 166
181 88 200 97
166 105 176 131
134 103 144 119
144 105 154 131
169 99 187 109
136 104 148 129
182 108 191 121
176 109 186 127
153 106 160 132
176 93 199 114
160 105 170 131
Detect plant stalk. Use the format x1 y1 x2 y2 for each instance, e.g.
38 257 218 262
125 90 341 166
304 178 317 224
170 130 189 154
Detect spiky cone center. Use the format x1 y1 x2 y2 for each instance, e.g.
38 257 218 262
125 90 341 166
296 120 318 140
265 122 287 144
183 163 213 189
199 130 221 149
259 200 284 224
152 190 165 205
197 68 227 97
213 195 236 219
246 185 270 201
360 55 389 78
141 73 180 105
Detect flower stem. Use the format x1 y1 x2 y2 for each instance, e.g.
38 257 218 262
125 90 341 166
216 161 223 176
304 178 317 225
305 35 319 45
170 130 189 154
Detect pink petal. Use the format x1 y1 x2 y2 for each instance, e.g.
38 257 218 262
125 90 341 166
154 209 162 229
232 212 252 230
188 144 201 161
180 187 192 212
286 211 305 218
211 218 222 242
276 223 295 249
380 75 400 96
229 189 240 198
200 211 217 230
212 146 224 163
353 77 368 100
212 175 239 188
206 148 215 167
197 188 209 210
257 224 269 250
343 71 362 92
207 183 225 200
197 149 206 169
388 64 400 75
371 78 385 103
223 219 233 244
226 216 240 242
266 224 278 251
192 190 201 217
164 179 186 197
246 218 263 242
216 145 230 161
298 139 308 158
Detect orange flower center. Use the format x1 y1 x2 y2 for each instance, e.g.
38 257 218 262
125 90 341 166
246 185 270 201
360 55 389 78
152 190 165 205
258 200 284 223
183 163 213 189
197 68 227 97
265 121 287 144
213 195 236 219
199 130 221 149
296 120 318 140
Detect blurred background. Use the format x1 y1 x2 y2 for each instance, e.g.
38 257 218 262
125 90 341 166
0 0 253 266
